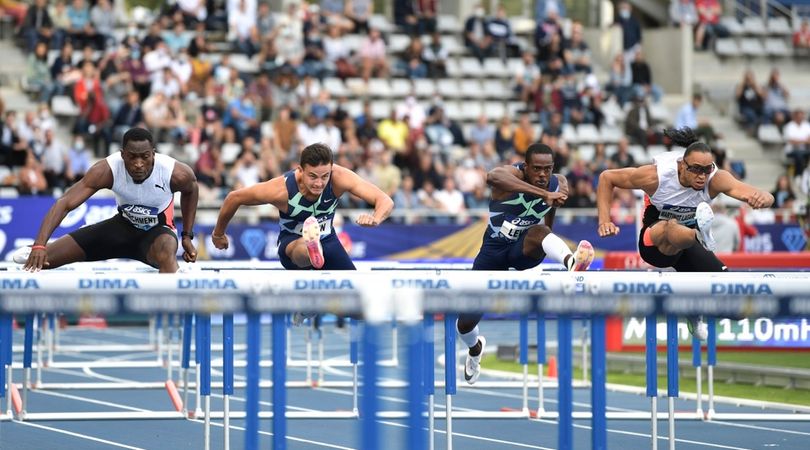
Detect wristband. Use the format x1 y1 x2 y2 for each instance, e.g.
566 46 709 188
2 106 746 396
31 245 46 251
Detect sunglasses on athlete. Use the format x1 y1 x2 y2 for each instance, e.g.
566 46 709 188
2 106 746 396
682 160 715 175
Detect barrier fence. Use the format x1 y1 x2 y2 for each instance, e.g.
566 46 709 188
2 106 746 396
1 270 809 450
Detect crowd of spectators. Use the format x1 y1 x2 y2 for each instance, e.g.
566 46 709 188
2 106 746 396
0 0 806 225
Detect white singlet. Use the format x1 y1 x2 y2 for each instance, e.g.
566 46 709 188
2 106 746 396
106 152 176 230
648 151 717 227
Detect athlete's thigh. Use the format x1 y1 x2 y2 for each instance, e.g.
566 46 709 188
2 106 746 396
277 234 301 270
321 235 356 270
141 226 179 268
68 215 139 262
508 233 543 271
44 234 86 269
472 243 509 270
672 244 727 272
638 225 680 268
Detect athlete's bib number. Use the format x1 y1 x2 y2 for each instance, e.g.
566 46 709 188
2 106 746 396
120 204 160 230
317 219 332 236
658 204 697 226
500 220 528 241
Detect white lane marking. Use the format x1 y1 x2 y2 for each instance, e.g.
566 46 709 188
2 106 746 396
28 389 148 412
13 421 146 450
711 420 810 437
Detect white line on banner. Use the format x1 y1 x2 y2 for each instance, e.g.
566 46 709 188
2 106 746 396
14 421 146 450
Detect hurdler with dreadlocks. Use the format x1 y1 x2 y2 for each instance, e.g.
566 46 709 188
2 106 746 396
595 128 774 338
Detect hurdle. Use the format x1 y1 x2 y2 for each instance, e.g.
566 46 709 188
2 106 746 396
2 271 810 450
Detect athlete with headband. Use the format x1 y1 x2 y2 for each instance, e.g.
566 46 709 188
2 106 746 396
212 142 393 271
458 142 595 384
596 127 774 338
14 127 199 273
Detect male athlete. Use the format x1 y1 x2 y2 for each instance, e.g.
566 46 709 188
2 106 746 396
596 128 774 338
15 127 199 272
211 143 393 270
459 142 595 384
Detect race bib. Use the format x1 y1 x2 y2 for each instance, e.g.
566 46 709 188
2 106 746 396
317 218 332 237
658 204 697 226
120 204 160 230
500 220 529 241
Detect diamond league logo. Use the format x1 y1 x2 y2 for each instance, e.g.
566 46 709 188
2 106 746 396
781 227 807 252
240 228 267 259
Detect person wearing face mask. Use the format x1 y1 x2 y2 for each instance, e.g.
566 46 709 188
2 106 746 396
614 1 642 77
68 135 92 183
464 4 492 62
596 128 773 338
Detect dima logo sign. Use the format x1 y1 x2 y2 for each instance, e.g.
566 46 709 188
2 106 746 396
178 279 238 289
613 282 673 294
711 283 773 295
487 280 547 290
294 280 354 290
78 279 140 289
0 279 40 289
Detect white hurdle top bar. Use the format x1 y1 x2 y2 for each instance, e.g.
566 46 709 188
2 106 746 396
0 271 808 318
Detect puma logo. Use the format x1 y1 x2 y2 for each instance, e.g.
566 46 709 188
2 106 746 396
155 184 165 191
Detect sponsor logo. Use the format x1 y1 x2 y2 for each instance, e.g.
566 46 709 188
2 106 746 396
0 278 40 289
294 279 354 290
78 279 140 289
392 279 450 289
488 279 547 291
711 283 773 295
240 229 267 259
0 205 12 224
154 184 165 191
177 279 238 290
122 204 158 216
613 282 673 295
510 217 535 227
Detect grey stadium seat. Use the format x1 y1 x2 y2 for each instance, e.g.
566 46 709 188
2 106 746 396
757 123 785 145
437 79 462 98
764 38 790 56
715 38 741 57
742 17 767 35
740 38 766 57
767 17 793 36
459 79 486 99
720 16 744 36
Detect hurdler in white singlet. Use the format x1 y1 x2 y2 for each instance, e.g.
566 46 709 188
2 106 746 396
648 151 717 227
106 152 176 230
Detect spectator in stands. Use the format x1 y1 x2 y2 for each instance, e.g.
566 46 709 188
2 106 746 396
630 48 662 104
66 0 100 50
49 0 70 49
344 0 372 34
297 113 329 148
195 144 225 198
38 128 70 191
486 4 518 61
513 50 541 106
89 0 114 50
21 0 54 53
494 114 515 158
475 140 500 172
589 143 610 181
393 173 419 213
359 27 389 82
669 0 697 28
771 174 796 210
794 19 810 51
416 179 441 212
414 0 437 35
26 42 54 104
568 177 596 208
534 7 563 69
464 4 492 63
625 93 658 148
163 21 192 55
393 0 418 35
109 90 143 144
469 114 494 148
694 0 728 51
399 37 428 79
73 61 110 155
323 24 356 79
67 135 91 183
229 0 258 57
535 0 565 23
17 151 47 194
559 68 585 125
422 32 448 78
605 53 633 107
610 137 636 168
175 0 206 27
230 146 265 190
801 165 810 213
610 188 636 224
512 113 535 156
455 157 485 206
735 70 765 135
435 177 467 222
372 150 402 199
273 105 298 156
121 46 152 101
615 1 642 74
377 109 409 165
710 201 740 253
763 68 791 130
302 13 329 79
784 109 810 174
412 151 444 192
321 0 353 32
141 22 163 50
0 110 27 167
396 95 426 131
674 93 718 146
563 22 592 73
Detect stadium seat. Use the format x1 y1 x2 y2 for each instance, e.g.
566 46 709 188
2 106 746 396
445 58 461 77
370 100 391 119
437 15 462 34
228 53 258 74
482 79 512 99
764 38 790 56
742 17 767 35
576 124 600 143
757 124 785 145
715 38 742 57
343 100 363 117
221 143 242 164
413 79 437 98
720 16 744 36
740 38 766 57
628 145 650 165
369 14 394 34
577 145 595 162
323 78 348 98
459 101 483 122
51 95 79 117
442 101 463 121
482 58 507 78
562 124 578 144
767 17 793 36
599 125 624 144
390 78 414 98
441 36 463 55
506 101 528 118
647 145 668 160
459 79 485 99
437 79 462 98
459 57 484 77
388 34 410 54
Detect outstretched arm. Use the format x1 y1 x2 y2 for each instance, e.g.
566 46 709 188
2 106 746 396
709 169 774 208
333 165 393 226
596 165 657 237
487 165 567 206
171 162 199 262
212 176 287 249
24 160 112 271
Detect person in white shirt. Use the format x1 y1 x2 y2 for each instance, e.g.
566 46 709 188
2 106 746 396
784 109 810 173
